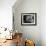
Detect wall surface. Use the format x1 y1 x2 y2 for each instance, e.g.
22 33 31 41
0 0 16 30
13 0 41 46
0 0 17 39
41 0 46 46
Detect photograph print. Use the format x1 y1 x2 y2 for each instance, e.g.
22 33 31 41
21 13 37 26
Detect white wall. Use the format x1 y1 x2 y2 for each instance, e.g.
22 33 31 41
0 0 16 30
41 0 46 46
13 0 41 46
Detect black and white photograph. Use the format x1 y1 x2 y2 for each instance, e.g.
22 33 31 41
21 13 37 26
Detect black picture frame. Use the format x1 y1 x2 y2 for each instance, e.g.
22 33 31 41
21 13 37 26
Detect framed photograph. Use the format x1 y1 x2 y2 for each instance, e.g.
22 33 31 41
21 13 37 26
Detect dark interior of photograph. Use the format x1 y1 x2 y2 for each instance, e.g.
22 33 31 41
23 15 34 23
